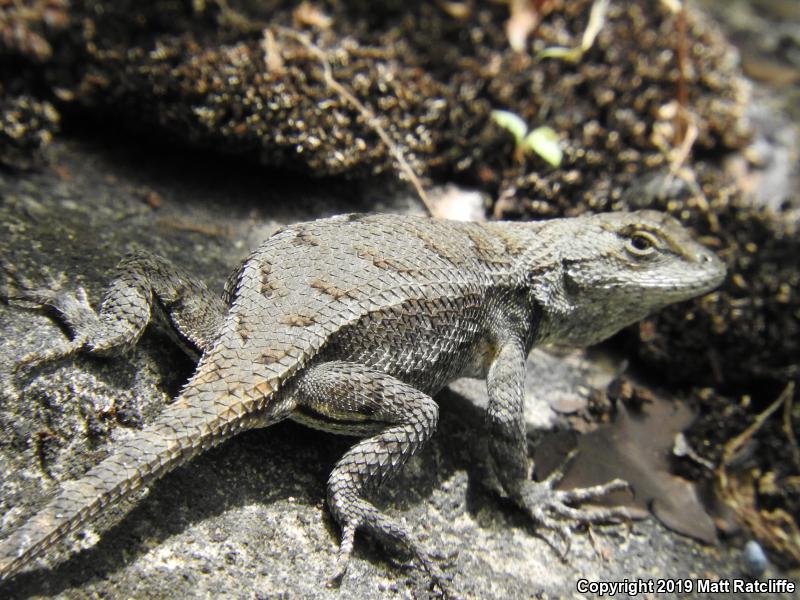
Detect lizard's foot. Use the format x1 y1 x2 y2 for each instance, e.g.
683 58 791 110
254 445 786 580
515 452 642 556
2 261 98 329
14 288 98 374
3 261 68 306
304 362 454 594
328 510 455 598
3 263 96 373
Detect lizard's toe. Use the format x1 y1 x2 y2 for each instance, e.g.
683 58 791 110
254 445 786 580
518 449 642 529
2 262 69 307
555 479 631 504
520 477 642 524
327 521 356 586
515 476 645 558
14 340 83 375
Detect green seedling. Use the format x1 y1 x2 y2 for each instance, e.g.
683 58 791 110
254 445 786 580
491 110 563 167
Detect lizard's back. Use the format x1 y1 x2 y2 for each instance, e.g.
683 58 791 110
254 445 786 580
191 213 524 412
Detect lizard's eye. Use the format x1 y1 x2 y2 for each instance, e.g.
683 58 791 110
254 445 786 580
625 231 658 256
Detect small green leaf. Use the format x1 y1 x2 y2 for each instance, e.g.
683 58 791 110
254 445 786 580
490 110 528 144
537 0 609 63
537 45 583 63
523 126 563 167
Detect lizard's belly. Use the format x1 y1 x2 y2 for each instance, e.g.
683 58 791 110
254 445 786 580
317 299 492 395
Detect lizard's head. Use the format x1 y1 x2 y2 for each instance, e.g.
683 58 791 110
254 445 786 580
541 210 726 346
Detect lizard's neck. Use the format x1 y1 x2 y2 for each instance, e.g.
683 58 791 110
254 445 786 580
520 254 651 348
523 260 659 350
502 219 635 349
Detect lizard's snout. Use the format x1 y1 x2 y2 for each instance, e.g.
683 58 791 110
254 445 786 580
694 247 726 290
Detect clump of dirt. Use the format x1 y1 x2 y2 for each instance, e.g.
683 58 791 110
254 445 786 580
0 94 59 169
1 1 748 178
0 0 69 62
0 0 68 168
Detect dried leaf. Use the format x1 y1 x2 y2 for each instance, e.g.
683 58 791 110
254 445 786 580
536 397 717 544
651 476 717 543
506 0 539 52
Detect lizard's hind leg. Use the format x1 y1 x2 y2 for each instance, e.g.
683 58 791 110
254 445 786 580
4 252 226 372
292 361 452 595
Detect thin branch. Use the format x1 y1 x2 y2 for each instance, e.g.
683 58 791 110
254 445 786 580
721 383 795 468
674 3 689 147
783 382 800 469
276 27 434 215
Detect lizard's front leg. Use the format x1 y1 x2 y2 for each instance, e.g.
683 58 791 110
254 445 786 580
4 251 226 371
486 338 636 548
292 361 452 595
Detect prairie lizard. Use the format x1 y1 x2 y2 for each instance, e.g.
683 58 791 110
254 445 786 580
0 211 726 593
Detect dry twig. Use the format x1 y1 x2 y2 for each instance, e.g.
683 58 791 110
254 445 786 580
720 384 791 468
717 383 800 565
783 383 800 470
276 27 434 215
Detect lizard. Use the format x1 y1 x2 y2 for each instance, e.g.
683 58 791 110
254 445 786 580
0 210 726 593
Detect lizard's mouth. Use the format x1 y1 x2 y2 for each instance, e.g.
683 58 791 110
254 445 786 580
682 240 727 287
645 250 727 299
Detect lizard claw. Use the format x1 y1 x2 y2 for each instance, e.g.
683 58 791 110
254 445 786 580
412 549 457 599
10 288 94 376
514 452 643 556
327 521 356 587
328 517 457 598
520 476 639 524
518 478 640 557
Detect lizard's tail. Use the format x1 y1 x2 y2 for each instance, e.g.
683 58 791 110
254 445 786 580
0 395 257 582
